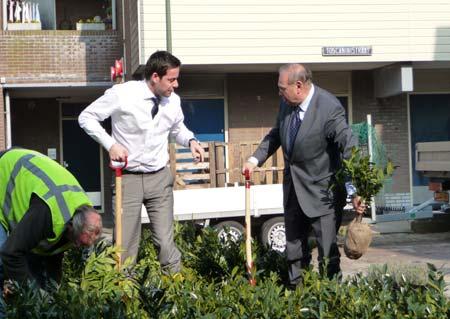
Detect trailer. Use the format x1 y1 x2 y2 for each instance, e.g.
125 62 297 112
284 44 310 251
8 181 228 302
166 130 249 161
141 142 288 252
142 183 287 251
414 141 450 212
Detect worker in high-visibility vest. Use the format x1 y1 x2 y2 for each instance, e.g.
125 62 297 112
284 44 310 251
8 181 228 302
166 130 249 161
0 148 102 304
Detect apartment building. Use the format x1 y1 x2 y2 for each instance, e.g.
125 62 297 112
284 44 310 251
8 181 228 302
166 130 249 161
0 0 123 212
122 0 450 209
1 0 449 214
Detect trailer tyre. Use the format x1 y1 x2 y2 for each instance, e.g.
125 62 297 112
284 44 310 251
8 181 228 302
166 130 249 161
213 221 244 243
261 216 286 252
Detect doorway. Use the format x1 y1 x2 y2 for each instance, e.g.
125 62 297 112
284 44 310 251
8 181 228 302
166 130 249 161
181 99 225 142
60 103 103 209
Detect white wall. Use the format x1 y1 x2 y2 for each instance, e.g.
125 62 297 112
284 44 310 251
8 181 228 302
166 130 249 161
139 0 450 65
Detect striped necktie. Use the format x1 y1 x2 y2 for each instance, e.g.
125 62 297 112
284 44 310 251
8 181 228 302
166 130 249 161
151 96 160 119
287 106 301 155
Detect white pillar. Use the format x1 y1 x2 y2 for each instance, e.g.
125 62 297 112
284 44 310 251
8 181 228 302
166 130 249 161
112 0 116 30
5 90 12 148
3 0 7 30
367 114 377 222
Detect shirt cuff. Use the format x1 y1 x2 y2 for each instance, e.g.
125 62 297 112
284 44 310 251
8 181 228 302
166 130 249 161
103 136 116 152
345 182 357 197
248 156 259 166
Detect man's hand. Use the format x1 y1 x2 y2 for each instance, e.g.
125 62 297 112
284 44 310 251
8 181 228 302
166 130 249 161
3 280 15 299
109 143 128 162
242 161 257 176
189 140 205 163
351 195 367 215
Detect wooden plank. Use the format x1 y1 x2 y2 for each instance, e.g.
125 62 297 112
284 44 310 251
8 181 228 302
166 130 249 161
180 173 210 181
266 170 273 184
176 162 209 170
174 175 186 190
275 148 284 183
228 142 239 183
183 183 211 190
176 152 209 160
216 143 226 187
175 142 209 149
208 142 217 188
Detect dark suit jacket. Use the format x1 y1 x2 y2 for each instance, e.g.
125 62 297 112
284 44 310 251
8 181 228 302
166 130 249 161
253 85 356 218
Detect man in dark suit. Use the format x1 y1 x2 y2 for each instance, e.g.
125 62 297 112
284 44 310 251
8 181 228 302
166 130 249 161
244 63 365 286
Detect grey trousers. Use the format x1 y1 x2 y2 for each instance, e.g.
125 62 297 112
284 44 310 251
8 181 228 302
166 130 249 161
117 167 181 273
284 187 341 285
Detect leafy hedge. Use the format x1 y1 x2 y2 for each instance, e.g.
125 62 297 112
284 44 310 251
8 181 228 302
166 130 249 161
5 223 450 318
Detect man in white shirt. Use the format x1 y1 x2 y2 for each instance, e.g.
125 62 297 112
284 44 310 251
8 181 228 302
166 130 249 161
79 51 204 273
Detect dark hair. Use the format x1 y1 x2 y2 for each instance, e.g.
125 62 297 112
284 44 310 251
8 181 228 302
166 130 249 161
144 51 181 80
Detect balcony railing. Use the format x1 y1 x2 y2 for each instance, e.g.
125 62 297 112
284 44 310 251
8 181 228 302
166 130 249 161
3 0 116 31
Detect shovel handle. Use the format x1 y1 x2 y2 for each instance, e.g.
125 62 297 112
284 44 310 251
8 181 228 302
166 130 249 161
109 158 127 269
244 168 255 285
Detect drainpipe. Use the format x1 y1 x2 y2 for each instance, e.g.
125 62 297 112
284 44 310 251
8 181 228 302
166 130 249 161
2 0 7 31
5 91 11 148
165 0 172 52
121 0 127 77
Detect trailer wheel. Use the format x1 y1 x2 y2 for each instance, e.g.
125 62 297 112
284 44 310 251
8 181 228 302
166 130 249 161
261 217 286 252
213 221 244 243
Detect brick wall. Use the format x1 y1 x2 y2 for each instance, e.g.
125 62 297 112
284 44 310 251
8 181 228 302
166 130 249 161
0 31 122 83
352 70 410 194
227 73 279 143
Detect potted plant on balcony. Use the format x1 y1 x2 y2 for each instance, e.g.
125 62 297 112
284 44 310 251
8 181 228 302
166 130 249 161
76 16 105 31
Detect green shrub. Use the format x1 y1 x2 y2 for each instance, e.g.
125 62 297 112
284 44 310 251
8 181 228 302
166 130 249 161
5 223 450 318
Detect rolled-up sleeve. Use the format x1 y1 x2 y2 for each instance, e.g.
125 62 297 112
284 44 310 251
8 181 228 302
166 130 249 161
78 87 119 151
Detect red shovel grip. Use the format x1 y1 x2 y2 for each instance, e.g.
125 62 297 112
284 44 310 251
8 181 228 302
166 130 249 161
109 158 128 177
244 168 250 181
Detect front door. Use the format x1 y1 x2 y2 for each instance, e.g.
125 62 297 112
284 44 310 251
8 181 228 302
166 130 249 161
181 99 225 142
61 103 103 209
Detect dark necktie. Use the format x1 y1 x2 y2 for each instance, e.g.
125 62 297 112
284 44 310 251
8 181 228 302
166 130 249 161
287 107 301 155
151 96 160 119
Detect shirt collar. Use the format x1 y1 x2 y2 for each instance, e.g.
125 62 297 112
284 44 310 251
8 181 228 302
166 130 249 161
298 84 315 113
141 80 159 101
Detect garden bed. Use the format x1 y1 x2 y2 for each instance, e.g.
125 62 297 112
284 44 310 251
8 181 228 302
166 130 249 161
5 223 450 318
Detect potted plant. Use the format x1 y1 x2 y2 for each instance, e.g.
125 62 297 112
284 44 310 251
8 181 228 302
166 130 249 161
76 16 105 31
336 147 395 208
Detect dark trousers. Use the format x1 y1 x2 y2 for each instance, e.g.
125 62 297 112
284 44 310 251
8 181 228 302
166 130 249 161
284 187 341 285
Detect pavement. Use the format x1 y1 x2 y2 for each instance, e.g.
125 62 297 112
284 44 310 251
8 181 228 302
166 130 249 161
336 231 450 296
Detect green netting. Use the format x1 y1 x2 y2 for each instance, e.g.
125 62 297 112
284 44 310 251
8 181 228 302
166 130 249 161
350 122 394 208
350 122 388 169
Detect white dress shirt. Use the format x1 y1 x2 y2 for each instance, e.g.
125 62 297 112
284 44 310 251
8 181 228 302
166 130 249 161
79 80 195 172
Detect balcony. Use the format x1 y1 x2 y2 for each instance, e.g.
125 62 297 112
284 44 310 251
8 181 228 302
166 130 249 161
3 0 116 31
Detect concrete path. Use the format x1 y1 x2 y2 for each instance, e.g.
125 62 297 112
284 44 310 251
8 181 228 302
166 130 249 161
334 232 450 296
